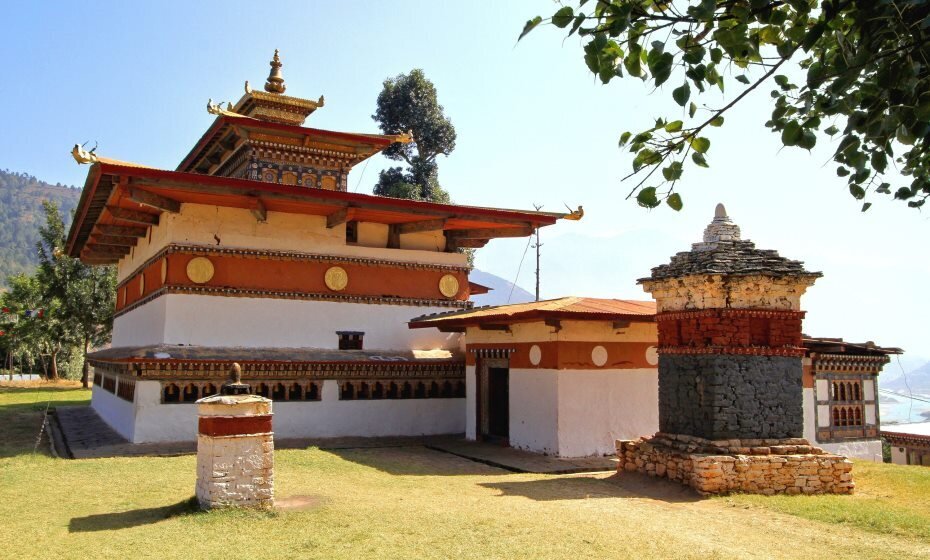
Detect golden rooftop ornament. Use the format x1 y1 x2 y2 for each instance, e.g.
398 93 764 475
71 142 99 164
265 49 286 94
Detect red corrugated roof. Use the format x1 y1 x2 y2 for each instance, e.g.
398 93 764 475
409 296 656 329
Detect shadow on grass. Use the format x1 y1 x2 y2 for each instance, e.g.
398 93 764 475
68 497 200 532
480 472 703 503
321 446 508 476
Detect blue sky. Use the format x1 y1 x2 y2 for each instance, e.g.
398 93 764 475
2 0 927 368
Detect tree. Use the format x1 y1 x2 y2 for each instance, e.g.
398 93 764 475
372 69 457 202
36 202 116 387
521 1 930 211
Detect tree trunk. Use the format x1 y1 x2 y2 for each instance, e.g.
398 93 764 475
80 336 90 389
49 350 59 381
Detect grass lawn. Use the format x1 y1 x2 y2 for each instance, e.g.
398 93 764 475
1 384 929 559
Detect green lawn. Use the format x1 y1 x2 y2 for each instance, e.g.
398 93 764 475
1 384 928 559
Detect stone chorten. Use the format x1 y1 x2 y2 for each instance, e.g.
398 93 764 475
616 205 853 495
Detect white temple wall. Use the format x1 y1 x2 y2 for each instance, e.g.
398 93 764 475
465 365 477 440
111 297 167 347
890 446 907 465
818 439 884 462
508 369 560 455
117 204 463 282
124 379 463 443
90 385 136 442
556 368 658 457
112 294 462 350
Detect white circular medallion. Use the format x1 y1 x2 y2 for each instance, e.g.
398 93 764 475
529 344 542 366
591 345 608 367
646 346 659 366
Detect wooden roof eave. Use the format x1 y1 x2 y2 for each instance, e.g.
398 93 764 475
68 163 563 261
409 309 656 331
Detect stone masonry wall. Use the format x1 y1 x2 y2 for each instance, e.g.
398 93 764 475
617 435 854 495
659 354 803 439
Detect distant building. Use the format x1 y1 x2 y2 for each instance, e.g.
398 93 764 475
882 422 930 466
803 338 902 461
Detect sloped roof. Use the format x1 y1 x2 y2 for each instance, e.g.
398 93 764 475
409 296 656 329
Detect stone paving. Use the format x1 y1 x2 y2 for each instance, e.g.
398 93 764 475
52 405 617 473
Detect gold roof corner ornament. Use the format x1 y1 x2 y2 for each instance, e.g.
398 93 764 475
317 94 325 106
264 49 286 94
207 98 244 118
392 130 414 144
71 141 98 165
563 204 584 221
245 80 252 94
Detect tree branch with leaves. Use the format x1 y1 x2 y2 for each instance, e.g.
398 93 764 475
521 0 930 211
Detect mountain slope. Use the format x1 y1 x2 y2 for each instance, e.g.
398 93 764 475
884 361 930 394
0 170 80 286
468 269 535 307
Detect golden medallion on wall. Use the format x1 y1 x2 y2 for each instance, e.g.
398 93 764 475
439 274 460 298
324 266 349 291
160 258 167 284
186 257 215 284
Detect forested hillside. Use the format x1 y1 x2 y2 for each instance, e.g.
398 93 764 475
0 170 80 286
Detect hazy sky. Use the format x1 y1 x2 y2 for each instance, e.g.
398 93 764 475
2 1 927 367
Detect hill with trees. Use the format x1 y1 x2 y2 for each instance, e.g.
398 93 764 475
0 169 81 286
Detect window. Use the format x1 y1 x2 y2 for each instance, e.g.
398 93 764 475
338 331 364 350
345 221 358 244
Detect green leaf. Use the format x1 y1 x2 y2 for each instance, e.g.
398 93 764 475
710 48 722 64
871 151 887 173
735 74 750 84
798 130 817 150
551 6 574 28
709 116 724 127
689 102 697 118
662 162 683 181
824 125 839 136
692 152 709 167
618 131 632 146
690 137 710 153
849 184 866 200
666 193 684 211
519 16 543 41
648 51 674 87
774 75 789 88
672 82 691 106
636 187 660 209
664 120 683 132
836 167 850 177
781 121 802 146
861 202 872 212
569 14 585 36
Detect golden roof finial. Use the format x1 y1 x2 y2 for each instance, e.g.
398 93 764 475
265 49 286 94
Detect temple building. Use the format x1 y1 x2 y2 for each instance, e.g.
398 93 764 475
68 52 578 443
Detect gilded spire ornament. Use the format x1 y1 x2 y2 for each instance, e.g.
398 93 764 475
264 49 286 94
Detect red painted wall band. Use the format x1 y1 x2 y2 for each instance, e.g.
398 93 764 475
198 414 273 437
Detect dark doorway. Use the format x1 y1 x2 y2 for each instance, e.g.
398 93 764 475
486 367 510 440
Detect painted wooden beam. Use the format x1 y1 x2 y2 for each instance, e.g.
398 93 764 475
250 197 267 222
96 224 148 238
107 206 160 226
128 188 180 213
326 206 354 229
84 244 131 257
449 238 488 249
89 234 138 247
446 226 534 239
394 218 446 235
387 225 401 249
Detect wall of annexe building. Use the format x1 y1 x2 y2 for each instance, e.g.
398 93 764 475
92 375 465 443
463 320 660 457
